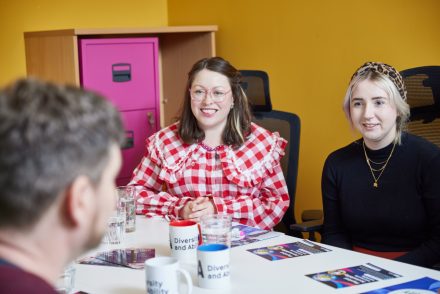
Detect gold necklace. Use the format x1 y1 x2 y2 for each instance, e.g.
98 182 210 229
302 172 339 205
368 158 387 165
370 165 386 172
362 141 396 188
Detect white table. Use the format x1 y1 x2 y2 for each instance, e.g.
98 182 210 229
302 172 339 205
74 216 440 293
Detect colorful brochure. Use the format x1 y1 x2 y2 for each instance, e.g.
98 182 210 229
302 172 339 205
78 248 155 269
231 224 284 247
362 276 440 293
247 240 331 261
306 263 402 289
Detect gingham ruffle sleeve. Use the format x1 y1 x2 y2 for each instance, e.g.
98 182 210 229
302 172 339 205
144 123 197 184
130 123 198 219
220 123 287 187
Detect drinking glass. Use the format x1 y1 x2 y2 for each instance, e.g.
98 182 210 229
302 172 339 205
200 214 232 247
117 186 136 232
102 189 126 244
55 264 75 294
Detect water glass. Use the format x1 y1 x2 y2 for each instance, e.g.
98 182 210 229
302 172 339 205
55 264 75 294
117 186 136 232
103 214 125 244
200 214 232 247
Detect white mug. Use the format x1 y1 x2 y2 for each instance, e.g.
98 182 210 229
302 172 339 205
197 244 230 289
145 257 192 294
169 220 201 263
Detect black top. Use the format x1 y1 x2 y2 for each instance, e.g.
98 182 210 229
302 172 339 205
322 132 440 268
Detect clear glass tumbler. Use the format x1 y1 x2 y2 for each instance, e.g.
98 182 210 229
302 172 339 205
200 214 232 247
117 186 136 232
55 264 75 294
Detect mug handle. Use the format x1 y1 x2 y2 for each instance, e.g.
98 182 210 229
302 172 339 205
197 224 202 245
177 268 193 294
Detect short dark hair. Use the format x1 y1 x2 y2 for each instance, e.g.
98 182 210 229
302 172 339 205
0 78 125 229
178 57 253 147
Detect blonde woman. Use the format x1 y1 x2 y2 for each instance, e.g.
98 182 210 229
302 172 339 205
322 62 440 268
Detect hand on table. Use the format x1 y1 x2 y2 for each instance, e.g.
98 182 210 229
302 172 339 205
179 196 216 222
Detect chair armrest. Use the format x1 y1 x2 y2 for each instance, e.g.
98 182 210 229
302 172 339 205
290 219 323 233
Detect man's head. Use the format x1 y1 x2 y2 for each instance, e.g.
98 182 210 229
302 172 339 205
0 78 124 249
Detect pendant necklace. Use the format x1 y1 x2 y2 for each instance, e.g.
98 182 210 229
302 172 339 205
362 140 396 188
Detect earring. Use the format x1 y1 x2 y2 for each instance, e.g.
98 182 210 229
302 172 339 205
230 103 234 109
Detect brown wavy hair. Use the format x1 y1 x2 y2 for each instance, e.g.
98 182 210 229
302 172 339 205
178 57 253 147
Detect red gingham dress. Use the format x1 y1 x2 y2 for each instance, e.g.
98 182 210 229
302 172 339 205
129 122 289 230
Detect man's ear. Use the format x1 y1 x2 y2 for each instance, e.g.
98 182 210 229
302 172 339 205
64 175 94 227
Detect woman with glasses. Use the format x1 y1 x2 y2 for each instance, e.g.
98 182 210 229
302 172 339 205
130 57 289 230
322 62 440 268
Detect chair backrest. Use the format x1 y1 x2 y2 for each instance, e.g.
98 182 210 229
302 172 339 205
400 66 440 147
240 70 272 112
253 110 301 236
240 69 301 236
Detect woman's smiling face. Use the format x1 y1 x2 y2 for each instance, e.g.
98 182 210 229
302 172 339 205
350 79 398 149
190 69 234 134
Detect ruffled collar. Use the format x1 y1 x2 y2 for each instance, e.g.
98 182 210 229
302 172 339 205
146 123 287 187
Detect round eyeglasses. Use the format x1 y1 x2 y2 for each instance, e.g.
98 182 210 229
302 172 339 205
189 86 231 102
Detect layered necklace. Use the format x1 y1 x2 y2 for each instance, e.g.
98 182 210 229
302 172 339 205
362 140 396 188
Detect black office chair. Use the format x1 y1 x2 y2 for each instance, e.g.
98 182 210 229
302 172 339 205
401 66 440 270
240 70 323 239
400 66 440 147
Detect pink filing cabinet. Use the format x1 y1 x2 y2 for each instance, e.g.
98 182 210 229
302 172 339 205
80 37 159 185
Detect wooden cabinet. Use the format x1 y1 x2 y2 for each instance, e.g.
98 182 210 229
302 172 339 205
24 26 217 185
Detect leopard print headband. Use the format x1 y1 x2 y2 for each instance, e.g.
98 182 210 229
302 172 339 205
350 62 407 101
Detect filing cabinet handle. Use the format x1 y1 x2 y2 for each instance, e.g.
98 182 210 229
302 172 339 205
147 112 155 129
122 130 134 149
112 63 131 82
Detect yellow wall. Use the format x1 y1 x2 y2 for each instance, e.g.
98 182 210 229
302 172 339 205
1 0 439 223
0 0 168 85
168 0 440 220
